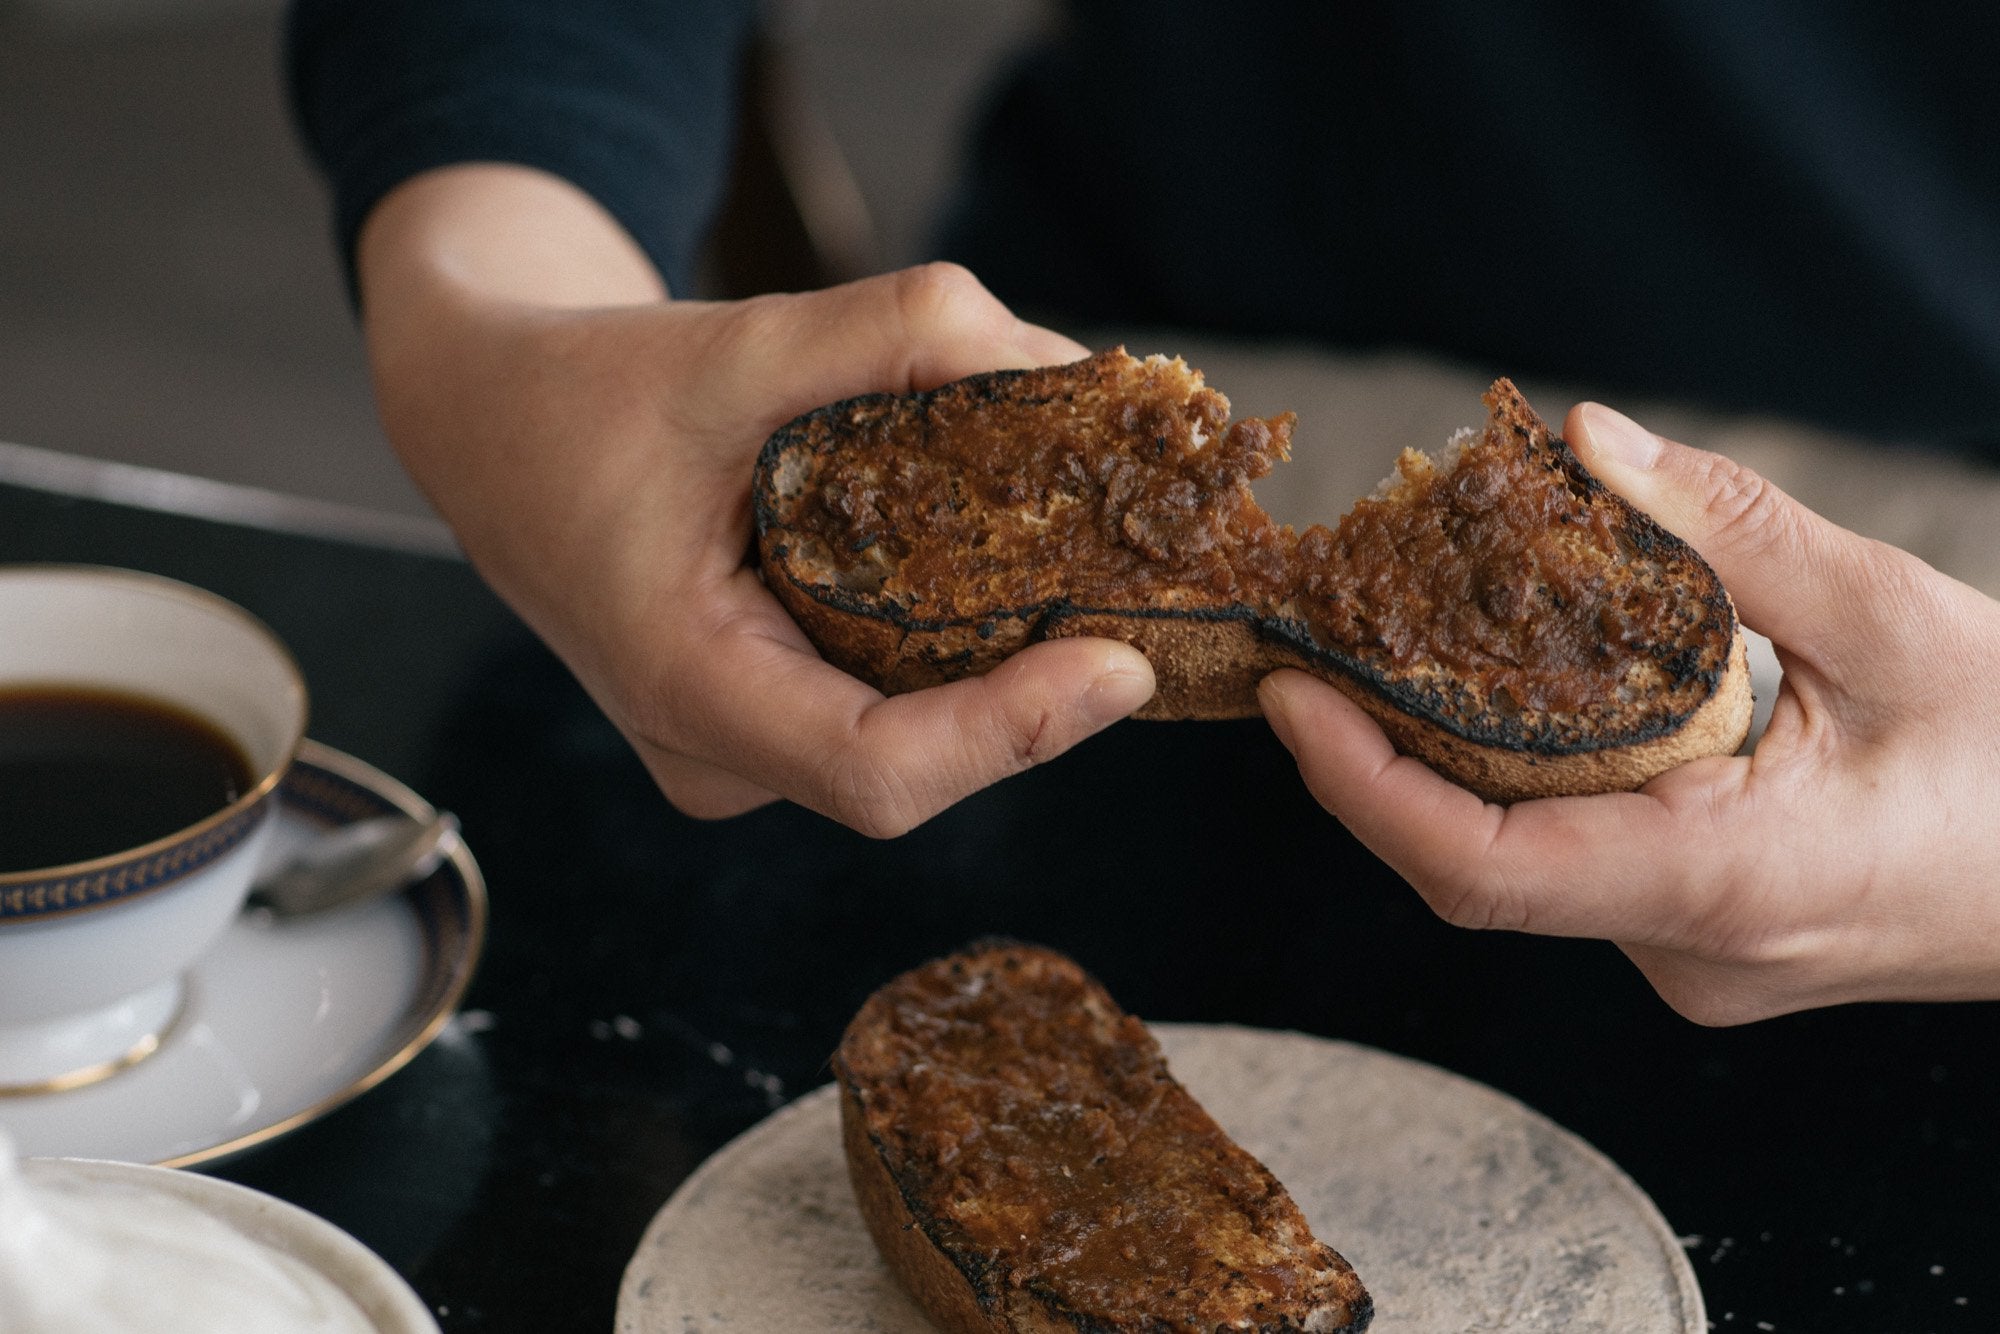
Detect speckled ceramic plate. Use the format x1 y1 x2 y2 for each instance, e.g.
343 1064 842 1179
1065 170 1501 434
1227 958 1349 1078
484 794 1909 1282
618 1023 1703 1333
0 740 485 1167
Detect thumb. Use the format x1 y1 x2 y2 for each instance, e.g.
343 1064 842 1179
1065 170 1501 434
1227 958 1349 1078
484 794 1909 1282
1565 401 1868 651
748 262 1090 415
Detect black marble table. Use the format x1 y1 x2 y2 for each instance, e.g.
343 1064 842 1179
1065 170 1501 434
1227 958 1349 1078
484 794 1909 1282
1 474 1992 1333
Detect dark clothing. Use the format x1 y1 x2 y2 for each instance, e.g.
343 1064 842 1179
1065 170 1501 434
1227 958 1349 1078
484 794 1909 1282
287 1 2000 456
942 2 2000 453
285 0 756 301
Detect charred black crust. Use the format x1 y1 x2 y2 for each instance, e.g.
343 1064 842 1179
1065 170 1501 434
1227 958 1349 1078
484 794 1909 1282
772 556 1727 757
832 1040 999 1310
1261 615 1721 755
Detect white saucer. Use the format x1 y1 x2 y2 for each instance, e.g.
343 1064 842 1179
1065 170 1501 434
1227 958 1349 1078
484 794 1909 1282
0 740 485 1167
618 1024 1704 1334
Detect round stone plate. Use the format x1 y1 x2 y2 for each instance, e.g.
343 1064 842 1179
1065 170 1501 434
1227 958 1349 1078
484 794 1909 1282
618 1023 1703 1332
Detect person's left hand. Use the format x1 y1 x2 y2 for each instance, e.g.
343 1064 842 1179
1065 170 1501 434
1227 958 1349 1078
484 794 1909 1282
355 165 1154 840
1258 400 2000 1024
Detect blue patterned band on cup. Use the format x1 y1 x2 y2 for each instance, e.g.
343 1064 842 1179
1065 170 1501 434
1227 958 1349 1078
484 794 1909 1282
0 798 272 923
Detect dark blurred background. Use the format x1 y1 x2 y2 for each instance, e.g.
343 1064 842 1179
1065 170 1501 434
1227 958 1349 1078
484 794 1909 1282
7 0 1998 595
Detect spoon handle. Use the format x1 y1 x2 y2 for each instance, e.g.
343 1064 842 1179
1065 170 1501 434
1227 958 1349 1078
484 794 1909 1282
248 811 461 917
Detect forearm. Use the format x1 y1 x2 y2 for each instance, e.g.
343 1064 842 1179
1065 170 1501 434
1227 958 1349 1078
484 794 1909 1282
353 166 679 628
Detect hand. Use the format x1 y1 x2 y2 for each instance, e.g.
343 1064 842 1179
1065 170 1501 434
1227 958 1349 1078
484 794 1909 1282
356 165 1154 836
1259 399 2000 1023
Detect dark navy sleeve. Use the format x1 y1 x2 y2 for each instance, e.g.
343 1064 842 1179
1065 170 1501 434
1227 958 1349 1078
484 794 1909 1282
285 0 757 299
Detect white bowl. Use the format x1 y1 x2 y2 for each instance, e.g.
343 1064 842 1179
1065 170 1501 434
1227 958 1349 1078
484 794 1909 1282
16 1155 439 1333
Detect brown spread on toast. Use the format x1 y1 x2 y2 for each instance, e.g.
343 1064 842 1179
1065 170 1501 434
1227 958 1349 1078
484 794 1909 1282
792 357 1293 612
1295 422 1685 717
757 349 1752 801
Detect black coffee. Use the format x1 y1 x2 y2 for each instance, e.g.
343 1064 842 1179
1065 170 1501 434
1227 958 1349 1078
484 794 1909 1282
0 686 254 873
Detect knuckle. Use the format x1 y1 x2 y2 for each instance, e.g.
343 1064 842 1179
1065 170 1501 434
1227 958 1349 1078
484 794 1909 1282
715 290 800 364
1424 872 1525 933
891 262 990 336
992 689 1059 770
817 682 1064 839
1689 455 1793 562
819 742 921 840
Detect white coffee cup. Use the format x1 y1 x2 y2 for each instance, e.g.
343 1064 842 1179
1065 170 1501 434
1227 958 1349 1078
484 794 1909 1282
0 566 308 1092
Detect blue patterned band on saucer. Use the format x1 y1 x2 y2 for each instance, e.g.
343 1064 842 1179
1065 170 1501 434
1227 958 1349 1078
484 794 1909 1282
277 754 401 826
0 798 272 923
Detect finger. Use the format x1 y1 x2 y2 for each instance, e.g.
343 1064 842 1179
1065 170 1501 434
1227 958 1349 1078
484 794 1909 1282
1012 318 1098 369
1258 669 1741 944
1563 402 1882 656
731 263 1093 426
682 620 1155 838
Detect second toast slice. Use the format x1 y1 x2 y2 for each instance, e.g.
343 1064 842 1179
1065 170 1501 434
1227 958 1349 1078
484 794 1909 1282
835 942 1373 1333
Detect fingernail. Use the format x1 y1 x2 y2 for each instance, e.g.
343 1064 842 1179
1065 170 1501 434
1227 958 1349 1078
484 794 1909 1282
1580 403 1663 471
1083 666 1154 726
1017 321 1092 367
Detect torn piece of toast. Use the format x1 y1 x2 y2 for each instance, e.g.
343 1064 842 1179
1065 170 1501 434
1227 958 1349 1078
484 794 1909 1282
833 941 1373 1333
754 348 1751 802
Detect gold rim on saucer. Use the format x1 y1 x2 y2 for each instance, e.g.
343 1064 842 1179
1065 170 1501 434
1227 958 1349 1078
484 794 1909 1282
0 739 487 1167
150 737 488 1168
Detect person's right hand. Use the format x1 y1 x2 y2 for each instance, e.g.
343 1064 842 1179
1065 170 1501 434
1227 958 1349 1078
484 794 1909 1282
355 164 1155 835
1260 401 2000 1023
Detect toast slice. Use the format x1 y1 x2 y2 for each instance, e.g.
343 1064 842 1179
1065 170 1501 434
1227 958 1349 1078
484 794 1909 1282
755 348 1751 802
833 941 1373 1334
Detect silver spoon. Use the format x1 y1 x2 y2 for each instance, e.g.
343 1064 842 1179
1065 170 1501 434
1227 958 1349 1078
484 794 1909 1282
247 810 461 918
